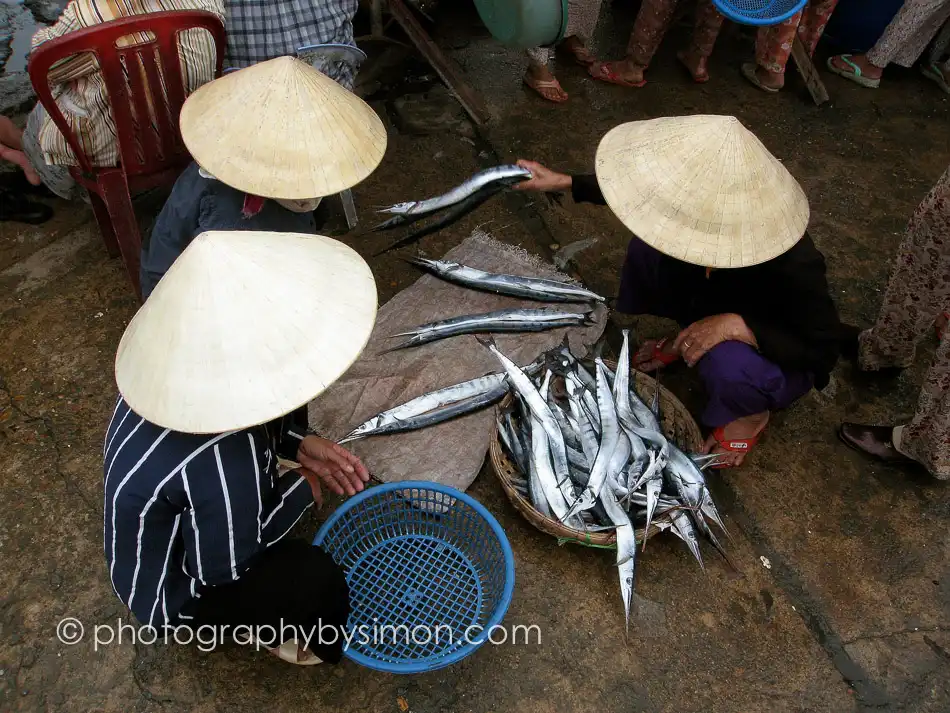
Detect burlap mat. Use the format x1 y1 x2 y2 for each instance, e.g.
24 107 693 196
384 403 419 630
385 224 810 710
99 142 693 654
308 229 608 491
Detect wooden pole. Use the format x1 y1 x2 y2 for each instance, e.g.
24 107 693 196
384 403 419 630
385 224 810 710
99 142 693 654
791 37 829 106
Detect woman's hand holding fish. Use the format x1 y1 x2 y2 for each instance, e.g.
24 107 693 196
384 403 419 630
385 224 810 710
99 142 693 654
673 313 758 367
513 160 572 193
296 435 370 501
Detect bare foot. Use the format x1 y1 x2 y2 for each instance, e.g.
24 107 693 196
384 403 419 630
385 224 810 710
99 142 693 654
676 49 709 82
523 64 568 103
559 35 597 66
829 53 883 80
702 411 770 468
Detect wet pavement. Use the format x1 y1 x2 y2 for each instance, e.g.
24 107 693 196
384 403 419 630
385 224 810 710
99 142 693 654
1 3 949 712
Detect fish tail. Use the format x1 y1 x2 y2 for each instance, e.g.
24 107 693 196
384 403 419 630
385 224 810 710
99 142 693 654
474 334 496 350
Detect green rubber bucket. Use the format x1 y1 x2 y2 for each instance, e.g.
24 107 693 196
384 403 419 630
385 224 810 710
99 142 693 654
473 0 568 48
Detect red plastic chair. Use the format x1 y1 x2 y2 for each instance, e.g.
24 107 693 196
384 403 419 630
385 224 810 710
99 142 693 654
28 11 226 300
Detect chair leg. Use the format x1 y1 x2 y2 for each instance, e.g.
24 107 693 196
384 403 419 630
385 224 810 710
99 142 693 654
96 172 143 301
88 190 121 258
340 189 358 230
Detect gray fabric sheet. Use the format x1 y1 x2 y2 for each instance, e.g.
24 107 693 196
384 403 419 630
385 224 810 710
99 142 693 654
308 229 608 491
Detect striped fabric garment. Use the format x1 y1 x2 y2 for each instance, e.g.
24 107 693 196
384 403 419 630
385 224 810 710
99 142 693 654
102 397 314 628
31 0 225 168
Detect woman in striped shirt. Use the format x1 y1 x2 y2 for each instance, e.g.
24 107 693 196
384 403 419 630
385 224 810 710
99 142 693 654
104 228 379 665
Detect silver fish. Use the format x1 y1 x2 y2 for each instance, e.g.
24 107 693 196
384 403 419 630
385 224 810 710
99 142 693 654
340 372 510 443
600 489 636 634
553 238 599 271
564 360 620 520
669 508 705 571
407 257 605 303
386 308 593 351
378 165 532 217
565 378 599 463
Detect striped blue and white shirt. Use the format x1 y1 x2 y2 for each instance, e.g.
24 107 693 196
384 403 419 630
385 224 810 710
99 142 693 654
103 397 314 628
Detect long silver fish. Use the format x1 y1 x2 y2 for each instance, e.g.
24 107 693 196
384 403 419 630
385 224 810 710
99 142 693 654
377 165 532 217
406 257 606 303
563 360 620 520
600 489 636 634
385 308 594 351
669 508 705 571
340 372 510 443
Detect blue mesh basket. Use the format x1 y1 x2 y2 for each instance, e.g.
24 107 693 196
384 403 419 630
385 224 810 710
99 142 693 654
313 481 515 673
712 0 808 26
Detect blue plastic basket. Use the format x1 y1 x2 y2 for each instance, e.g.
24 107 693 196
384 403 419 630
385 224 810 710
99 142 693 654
712 0 808 26
313 481 515 673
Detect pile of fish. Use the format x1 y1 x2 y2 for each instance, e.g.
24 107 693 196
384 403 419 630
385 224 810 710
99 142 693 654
381 257 603 353
371 165 532 255
487 332 732 631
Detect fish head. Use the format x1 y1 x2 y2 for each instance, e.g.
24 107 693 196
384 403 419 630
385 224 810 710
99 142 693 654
378 201 417 214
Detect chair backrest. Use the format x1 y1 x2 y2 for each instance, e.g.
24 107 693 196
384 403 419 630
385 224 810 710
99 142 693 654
28 10 225 179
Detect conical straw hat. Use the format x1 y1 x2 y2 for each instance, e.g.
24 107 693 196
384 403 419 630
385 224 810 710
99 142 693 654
595 115 809 268
180 56 387 199
115 231 378 434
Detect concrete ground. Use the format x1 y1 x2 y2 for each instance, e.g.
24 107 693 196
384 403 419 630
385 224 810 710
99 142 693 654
2 2 949 711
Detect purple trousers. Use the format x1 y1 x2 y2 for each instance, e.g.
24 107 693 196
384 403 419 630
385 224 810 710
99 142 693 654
618 237 813 428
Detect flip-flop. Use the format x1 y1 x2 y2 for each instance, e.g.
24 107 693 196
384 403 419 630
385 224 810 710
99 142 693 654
633 337 680 369
268 639 323 666
522 75 569 103
740 62 780 93
826 54 880 88
708 426 764 469
588 61 646 88
921 62 950 95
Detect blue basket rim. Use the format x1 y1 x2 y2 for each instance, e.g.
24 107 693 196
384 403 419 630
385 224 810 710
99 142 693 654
711 0 807 26
313 480 516 674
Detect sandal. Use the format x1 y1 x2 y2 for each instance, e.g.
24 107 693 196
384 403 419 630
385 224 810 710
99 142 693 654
265 639 323 666
633 337 680 369
826 54 880 89
588 61 646 88
740 62 781 93
522 74 569 103
921 62 950 95
707 426 764 469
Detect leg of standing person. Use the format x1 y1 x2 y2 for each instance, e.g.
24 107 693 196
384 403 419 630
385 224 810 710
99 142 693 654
189 539 351 664
558 0 604 66
922 19 950 91
840 166 950 480
742 8 802 91
589 0 678 87
697 341 813 467
858 166 950 372
828 0 950 86
676 0 725 83
524 46 569 102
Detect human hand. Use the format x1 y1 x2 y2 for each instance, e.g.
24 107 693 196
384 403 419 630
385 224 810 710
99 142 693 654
673 313 757 367
296 435 369 502
513 159 572 193
0 144 42 186
632 338 679 372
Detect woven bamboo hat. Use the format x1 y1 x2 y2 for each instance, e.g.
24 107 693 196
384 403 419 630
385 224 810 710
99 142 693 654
595 115 809 268
180 56 387 199
115 231 378 434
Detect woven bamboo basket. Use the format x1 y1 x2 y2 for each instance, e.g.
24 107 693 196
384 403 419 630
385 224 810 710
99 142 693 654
489 362 702 549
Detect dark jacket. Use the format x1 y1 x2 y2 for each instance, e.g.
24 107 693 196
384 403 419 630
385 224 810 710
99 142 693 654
140 162 316 299
572 174 841 388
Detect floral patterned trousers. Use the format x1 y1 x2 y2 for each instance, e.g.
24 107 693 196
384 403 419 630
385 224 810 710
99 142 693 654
859 165 950 479
625 0 724 67
754 0 839 75
867 0 950 69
